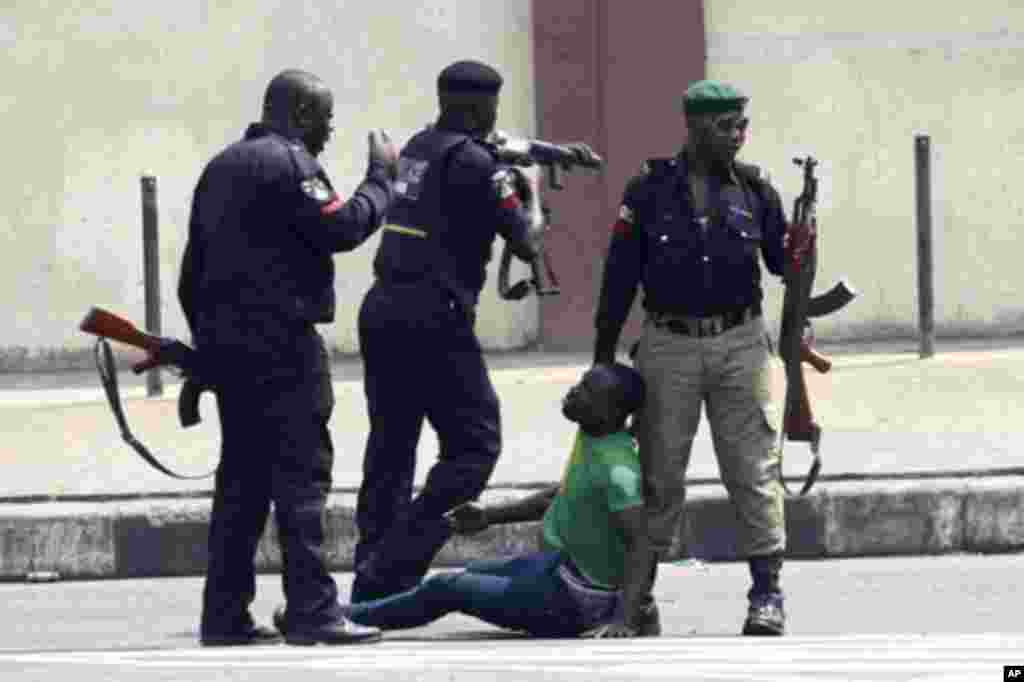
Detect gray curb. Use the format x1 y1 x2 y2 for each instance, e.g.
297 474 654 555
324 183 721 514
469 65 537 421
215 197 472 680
2 477 1022 581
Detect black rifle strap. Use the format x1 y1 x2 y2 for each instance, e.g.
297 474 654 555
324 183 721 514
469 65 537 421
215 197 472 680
94 339 214 480
778 431 821 497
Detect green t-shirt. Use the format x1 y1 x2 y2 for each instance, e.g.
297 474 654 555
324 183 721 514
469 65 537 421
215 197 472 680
541 429 644 589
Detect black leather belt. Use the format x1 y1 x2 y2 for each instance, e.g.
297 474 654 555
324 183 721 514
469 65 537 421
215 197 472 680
650 304 761 338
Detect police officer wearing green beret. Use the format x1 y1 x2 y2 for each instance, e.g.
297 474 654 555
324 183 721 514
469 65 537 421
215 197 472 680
592 80 792 635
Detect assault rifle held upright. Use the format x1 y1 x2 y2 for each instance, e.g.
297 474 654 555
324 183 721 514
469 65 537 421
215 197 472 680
778 156 856 495
489 133 604 300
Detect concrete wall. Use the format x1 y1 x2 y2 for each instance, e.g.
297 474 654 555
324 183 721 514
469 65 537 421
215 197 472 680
0 1 537 371
704 0 1024 341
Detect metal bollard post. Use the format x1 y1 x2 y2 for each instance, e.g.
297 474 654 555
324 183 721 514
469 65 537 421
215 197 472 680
141 175 163 396
914 135 935 359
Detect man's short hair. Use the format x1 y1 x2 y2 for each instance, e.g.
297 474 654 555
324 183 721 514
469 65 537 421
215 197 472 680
597 363 645 416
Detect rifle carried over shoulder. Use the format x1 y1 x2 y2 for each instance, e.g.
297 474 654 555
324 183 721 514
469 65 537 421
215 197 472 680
489 133 604 300
79 307 213 479
778 157 856 495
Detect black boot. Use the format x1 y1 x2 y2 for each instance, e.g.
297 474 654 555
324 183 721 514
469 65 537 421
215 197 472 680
742 554 785 636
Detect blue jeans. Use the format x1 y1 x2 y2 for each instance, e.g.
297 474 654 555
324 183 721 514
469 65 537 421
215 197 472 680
345 551 618 637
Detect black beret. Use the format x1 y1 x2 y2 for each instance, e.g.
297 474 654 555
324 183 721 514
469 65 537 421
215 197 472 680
437 60 503 95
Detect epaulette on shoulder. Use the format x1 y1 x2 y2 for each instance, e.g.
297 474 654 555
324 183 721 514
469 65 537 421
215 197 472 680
734 161 762 182
735 162 778 202
735 161 775 187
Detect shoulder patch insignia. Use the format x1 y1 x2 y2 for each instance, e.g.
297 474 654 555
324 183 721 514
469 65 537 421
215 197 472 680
492 168 521 209
613 203 635 236
301 177 332 202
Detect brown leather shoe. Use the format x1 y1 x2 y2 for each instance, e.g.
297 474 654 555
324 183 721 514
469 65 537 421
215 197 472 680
200 623 283 647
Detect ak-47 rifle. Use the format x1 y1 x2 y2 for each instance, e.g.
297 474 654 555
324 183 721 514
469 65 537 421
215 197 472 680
489 133 604 300
79 307 213 479
778 157 856 495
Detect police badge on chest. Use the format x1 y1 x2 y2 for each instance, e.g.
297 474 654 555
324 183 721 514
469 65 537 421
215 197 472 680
395 158 429 201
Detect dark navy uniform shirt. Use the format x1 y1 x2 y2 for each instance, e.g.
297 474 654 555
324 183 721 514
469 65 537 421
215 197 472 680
178 123 392 382
594 154 787 360
372 125 536 309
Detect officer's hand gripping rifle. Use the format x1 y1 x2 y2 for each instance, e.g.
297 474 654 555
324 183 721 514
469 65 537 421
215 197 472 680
778 157 856 496
491 134 604 300
79 307 214 479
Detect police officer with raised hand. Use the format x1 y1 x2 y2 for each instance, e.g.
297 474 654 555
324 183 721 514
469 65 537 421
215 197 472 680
349 60 544 603
178 68 397 646
593 80 794 636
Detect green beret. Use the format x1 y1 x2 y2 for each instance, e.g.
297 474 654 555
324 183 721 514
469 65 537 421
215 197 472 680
437 60 503 95
682 80 748 116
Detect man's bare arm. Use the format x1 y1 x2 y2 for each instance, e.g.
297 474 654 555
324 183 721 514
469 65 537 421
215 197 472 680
582 504 653 638
447 485 560 534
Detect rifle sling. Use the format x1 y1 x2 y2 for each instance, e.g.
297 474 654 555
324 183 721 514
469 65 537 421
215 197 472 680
779 442 821 496
94 339 214 480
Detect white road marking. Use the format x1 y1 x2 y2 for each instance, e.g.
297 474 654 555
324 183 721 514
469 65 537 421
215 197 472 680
0 633 1018 680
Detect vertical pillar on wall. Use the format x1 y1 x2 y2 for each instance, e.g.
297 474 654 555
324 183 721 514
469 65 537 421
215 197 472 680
914 135 935 359
141 174 163 396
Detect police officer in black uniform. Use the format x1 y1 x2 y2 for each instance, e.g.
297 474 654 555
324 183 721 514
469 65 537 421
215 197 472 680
593 80 797 635
350 60 544 603
178 68 397 646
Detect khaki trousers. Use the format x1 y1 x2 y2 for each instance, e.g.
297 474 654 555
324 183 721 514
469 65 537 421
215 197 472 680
634 314 786 558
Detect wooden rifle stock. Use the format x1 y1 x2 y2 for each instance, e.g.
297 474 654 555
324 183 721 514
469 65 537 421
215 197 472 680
79 307 163 373
80 308 214 475
81 306 207 427
801 340 832 373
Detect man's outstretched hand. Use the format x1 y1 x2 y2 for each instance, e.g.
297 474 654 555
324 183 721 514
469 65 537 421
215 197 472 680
445 502 489 535
784 219 817 267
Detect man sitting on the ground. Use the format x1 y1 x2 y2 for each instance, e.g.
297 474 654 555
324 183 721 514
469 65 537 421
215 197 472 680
275 363 657 638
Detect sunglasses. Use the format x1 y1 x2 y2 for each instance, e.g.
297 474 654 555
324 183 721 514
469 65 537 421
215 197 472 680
711 115 750 134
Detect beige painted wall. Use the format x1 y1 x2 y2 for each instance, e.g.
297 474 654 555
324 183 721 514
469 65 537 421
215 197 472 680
704 0 1024 341
0 1 537 370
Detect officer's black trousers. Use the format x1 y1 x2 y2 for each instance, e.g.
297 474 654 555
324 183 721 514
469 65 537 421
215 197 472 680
200 374 342 635
352 282 501 602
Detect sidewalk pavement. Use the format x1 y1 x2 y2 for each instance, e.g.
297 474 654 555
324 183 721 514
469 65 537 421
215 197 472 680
1 338 1023 581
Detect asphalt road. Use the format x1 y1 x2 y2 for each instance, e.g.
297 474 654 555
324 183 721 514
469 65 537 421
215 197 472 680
0 554 1021 681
